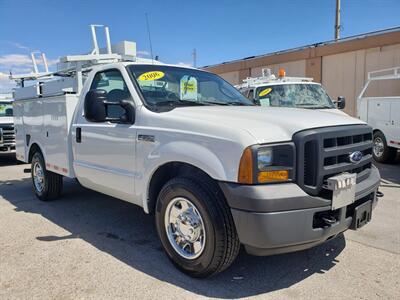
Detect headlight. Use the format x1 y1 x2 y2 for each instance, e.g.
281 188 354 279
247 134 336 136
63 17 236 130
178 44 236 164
238 143 295 184
257 148 273 170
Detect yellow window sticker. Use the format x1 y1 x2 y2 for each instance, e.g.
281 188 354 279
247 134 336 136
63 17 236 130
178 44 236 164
259 87 272 97
259 98 270 106
138 71 165 81
180 76 198 101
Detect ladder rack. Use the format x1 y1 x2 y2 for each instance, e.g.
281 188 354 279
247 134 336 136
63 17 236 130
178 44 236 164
236 68 313 89
10 25 140 100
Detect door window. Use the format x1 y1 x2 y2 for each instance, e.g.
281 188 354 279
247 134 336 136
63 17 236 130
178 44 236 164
90 70 132 119
247 89 254 100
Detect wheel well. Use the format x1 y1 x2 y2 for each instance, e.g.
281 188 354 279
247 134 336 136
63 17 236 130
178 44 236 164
28 143 42 163
373 129 383 136
147 162 214 214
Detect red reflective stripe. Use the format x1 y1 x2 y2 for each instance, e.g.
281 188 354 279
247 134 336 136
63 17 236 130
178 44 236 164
62 168 68 173
53 165 59 170
390 140 400 145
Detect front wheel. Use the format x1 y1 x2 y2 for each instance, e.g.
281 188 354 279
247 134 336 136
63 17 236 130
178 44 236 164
31 152 63 201
373 131 397 163
155 176 240 278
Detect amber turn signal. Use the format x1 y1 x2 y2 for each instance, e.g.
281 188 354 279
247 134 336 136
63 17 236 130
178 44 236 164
238 147 253 184
258 170 289 183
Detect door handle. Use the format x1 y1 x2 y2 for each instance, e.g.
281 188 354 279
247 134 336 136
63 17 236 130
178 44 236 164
76 127 82 143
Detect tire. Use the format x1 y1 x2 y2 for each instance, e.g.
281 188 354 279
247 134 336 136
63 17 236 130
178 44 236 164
155 176 240 278
31 152 63 201
373 131 397 163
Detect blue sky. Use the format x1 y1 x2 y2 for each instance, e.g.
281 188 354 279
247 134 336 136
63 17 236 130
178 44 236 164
0 0 399 92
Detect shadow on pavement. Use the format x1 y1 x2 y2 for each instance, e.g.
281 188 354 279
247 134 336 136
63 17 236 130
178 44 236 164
374 161 400 186
0 176 346 298
0 154 19 167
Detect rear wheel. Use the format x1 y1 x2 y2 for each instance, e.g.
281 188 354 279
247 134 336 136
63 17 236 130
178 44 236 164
31 152 63 201
373 131 397 163
155 176 240 278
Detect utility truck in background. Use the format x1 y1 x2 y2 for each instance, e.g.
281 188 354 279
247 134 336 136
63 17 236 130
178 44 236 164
357 67 400 163
0 93 15 155
12 25 381 277
236 68 346 111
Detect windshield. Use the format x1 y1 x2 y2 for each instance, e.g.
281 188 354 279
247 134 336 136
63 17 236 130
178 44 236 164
255 84 335 109
0 102 13 117
128 65 253 108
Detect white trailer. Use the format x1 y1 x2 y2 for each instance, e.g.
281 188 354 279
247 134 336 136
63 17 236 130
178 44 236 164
357 67 400 163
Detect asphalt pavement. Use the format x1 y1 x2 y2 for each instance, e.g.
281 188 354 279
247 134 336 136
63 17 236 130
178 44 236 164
0 154 399 299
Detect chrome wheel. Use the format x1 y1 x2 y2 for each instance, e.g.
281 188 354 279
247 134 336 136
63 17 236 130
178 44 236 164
373 137 384 158
33 161 45 193
164 197 206 260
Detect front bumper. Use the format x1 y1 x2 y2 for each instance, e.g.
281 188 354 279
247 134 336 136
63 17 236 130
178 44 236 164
0 144 15 154
219 165 381 256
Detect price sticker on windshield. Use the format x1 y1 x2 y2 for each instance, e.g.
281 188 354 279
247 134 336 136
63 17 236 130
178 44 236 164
138 71 165 81
180 76 198 101
259 87 272 97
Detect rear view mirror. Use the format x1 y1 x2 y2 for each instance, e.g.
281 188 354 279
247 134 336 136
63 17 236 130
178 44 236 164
84 89 107 122
337 96 346 109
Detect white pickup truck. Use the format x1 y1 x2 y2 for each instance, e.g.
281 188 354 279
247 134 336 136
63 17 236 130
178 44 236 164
12 29 381 277
0 96 16 155
236 68 346 111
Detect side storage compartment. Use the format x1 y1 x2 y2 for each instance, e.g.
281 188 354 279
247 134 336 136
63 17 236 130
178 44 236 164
13 100 27 162
42 94 79 178
13 98 45 163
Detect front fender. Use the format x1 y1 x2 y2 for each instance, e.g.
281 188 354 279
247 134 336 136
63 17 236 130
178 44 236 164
136 140 230 213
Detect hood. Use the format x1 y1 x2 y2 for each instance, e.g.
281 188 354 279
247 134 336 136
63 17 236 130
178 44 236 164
0 117 14 125
166 106 365 144
318 108 350 117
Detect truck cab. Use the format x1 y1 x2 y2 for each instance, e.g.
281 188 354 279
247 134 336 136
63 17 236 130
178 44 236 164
0 95 15 155
236 68 346 111
11 26 382 278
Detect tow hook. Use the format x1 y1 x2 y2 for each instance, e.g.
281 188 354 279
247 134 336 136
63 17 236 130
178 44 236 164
322 216 337 226
376 190 384 198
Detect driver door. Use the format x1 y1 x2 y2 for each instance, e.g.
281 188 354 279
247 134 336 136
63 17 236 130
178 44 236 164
73 68 137 202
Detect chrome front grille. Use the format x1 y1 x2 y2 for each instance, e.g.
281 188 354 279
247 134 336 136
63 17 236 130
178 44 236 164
294 125 373 197
0 124 16 145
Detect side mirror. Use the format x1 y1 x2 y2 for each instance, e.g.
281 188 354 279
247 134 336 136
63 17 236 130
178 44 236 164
84 89 107 122
84 89 135 124
337 96 346 109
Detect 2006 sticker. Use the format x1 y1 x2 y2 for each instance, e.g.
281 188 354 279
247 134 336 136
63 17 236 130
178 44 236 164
259 87 272 97
138 71 165 81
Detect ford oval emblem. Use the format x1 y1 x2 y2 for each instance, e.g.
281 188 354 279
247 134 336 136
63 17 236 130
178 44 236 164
349 151 363 163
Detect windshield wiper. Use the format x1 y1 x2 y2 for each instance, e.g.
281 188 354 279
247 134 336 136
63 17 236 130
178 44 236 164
199 100 253 106
296 103 334 109
226 101 254 106
153 100 206 107
200 100 230 106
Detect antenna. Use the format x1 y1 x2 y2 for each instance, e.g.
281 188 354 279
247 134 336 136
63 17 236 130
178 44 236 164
192 48 197 68
145 13 154 62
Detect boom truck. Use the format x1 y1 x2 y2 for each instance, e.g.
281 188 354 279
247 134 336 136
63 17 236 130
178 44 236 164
12 26 382 277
